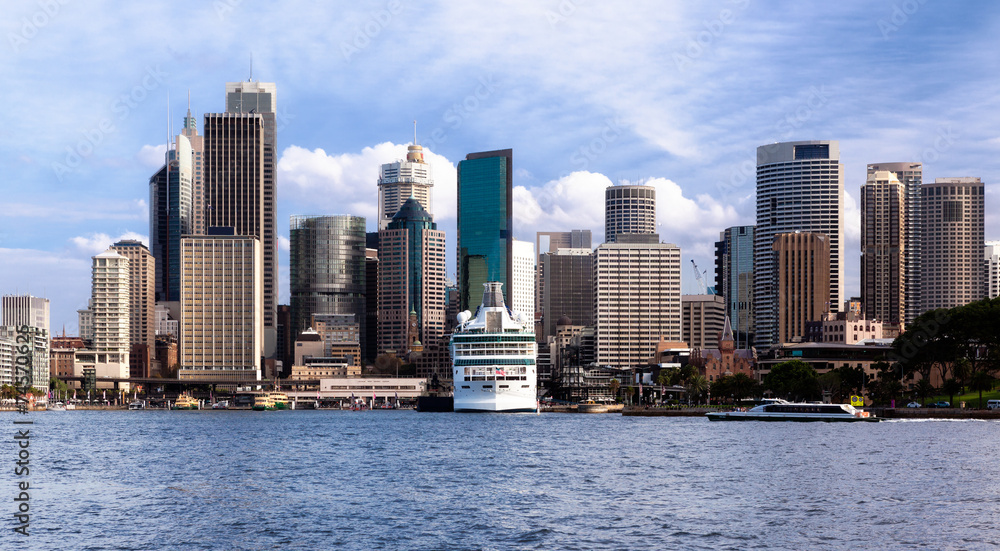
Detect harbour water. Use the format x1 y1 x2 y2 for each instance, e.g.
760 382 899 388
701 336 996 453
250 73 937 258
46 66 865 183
6 410 1000 550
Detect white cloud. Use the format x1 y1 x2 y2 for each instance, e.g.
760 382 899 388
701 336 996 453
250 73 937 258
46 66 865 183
277 235 290 252
278 142 457 226
0 248 92 335
137 144 167 169
70 231 148 255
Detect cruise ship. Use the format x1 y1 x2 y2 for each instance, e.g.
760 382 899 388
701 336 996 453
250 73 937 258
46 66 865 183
451 282 537 413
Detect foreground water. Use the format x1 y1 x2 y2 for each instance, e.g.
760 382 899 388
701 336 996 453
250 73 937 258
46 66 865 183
4 410 1000 550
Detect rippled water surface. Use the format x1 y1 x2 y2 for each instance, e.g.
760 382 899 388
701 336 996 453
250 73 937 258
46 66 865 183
5 410 1000 550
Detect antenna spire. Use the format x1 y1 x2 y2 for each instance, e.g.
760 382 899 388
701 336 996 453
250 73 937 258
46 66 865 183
249 53 253 82
413 120 417 146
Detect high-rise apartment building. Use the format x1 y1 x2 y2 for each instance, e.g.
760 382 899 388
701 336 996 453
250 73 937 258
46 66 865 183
378 144 434 230
91 250 131 354
377 198 446 357
861 171 906 329
511 239 535 320
457 149 513 310
149 135 192 302
540 248 594 339
1 295 50 389
920 177 986 311
289 215 368 358
179 233 262 382
755 141 844 348
2 295 49 331
867 162 922 323
110 240 156 377
605 184 656 243
987 241 1000 300
594 241 682 368
682 294 726 350
714 225 754 348
773 232 831 345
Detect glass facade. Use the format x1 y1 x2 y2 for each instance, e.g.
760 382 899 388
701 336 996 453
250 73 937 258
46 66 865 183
149 160 191 302
457 150 512 311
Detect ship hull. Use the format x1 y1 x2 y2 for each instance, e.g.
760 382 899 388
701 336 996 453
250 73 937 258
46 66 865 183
453 383 537 413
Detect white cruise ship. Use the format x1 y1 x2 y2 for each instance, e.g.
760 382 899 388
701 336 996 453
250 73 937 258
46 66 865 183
451 282 537 413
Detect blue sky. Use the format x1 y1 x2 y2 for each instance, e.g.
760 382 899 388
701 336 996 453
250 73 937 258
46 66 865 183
2 0 998 333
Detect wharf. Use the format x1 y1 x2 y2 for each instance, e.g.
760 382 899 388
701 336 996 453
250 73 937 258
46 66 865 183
870 407 1000 420
622 406 724 417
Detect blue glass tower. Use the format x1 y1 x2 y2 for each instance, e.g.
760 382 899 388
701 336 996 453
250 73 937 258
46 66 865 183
457 149 513 311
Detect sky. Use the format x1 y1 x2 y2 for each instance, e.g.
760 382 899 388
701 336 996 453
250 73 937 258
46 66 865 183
2 0 999 333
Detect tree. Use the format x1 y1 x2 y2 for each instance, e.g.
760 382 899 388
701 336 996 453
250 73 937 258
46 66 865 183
372 354 403 377
941 378 963 407
763 360 821 402
609 378 620 401
914 378 935 405
710 376 733 404
969 371 994 409
868 361 904 406
686 375 708 405
729 372 759 401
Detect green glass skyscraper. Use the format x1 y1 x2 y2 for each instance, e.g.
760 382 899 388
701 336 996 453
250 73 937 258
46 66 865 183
457 149 513 311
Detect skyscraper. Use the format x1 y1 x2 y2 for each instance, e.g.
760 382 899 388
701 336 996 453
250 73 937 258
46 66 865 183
149 135 192 302
1 295 49 331
511 239 535 320
81 250 131 385
755 140 844 348
861 171 906 329
289 215 368 357
681 294 726 349
540 248 593 339
605 184 656 243
714 225 754 348
535 230 592 329
457 149 512 310
986 241 1000 300
110 240 156 377
594 241 682 368
180 99 206 236
217 81 278 356
773 232 831 345
179 232 262 382
920 177 986 311
378 144 434 230
377 197 446 356
867 162 922 324
1 295 50 389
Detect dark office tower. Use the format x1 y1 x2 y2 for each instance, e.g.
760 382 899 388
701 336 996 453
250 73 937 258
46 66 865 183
276 305 292 377
867 162 922 324
289 215 367 360
755 141 844 348
714 225 755 348
220 81 278 356
365 249 379 363
149 135 192 302
861 171 906 330
921 178 986 312
457 149 513 311
773 232 831 345
378 198 447 357
540 249 593 340
605 184 656 243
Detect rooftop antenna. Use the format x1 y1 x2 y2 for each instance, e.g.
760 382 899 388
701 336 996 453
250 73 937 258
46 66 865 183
249 53 253 82
413 120 417 146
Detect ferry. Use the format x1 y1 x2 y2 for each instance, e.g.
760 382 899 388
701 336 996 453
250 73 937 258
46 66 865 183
252 394 275 411
171 394 199 410
268 392 290 410
451 282 537 413
706 399 879 422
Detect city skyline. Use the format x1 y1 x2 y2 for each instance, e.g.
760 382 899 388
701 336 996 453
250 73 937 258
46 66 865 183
2 1 999 332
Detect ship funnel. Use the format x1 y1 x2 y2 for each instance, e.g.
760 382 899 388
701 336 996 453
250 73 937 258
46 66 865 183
481 282 505 308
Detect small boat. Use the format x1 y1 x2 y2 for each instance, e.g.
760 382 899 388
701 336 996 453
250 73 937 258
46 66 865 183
578 400 609 414
171 394 199 410
48 402 67 411
252 395 275 411
212 400 229 410
128 400 145 410
706 399 879 422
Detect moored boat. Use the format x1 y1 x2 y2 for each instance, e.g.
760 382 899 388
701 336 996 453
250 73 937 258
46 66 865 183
48 401 67 411
707 399 879 422
212 400 229 410
171 394 199 410
128 400 145 410
268 392 289 410
252 394 275 411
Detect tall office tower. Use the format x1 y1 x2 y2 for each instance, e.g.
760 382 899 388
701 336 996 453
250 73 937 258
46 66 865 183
755 141 844 348
511 239 535 320
149 135 193 302
985 241 1000 299
457 149 513 310
540 249 594 339
110 240 156 377
276 305 292 377
377 198 447 356
605 184 656 243
2 295 49 331
682 294 726 349
90 250 131 375
861 171 907 330
179 99 206 235
77 300 94 343
773 232 831 345
378 144 434 230
289 215 368 359
594 241 682 368
868 162 922 324
535 230 592 328
216 80 277 356
365 248 379 363
714 225 755 348
921 177 986 312
179 232 262 382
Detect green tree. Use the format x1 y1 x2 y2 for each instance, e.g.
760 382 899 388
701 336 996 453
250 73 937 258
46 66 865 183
868 361 904 406
914 378 935 405
763 360 821 401
686 375 708 405
941 378 963 407
710 376 733 404
969 371 994 409
608 378 620 401
729 372 759 401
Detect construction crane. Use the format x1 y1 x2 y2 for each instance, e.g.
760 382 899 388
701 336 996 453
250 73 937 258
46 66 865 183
690 259 715 295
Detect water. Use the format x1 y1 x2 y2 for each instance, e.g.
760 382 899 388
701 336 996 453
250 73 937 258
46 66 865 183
5 410 1000 550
